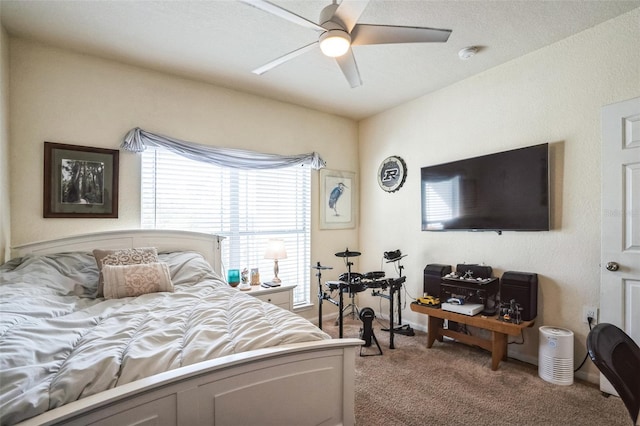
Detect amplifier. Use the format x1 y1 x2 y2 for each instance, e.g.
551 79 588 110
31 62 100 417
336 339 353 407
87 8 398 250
423 264 452 297
456 264 492 279
500 271 538 321
441 277 499 315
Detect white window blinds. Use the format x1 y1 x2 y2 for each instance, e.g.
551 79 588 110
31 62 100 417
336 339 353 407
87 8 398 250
141 148 311 306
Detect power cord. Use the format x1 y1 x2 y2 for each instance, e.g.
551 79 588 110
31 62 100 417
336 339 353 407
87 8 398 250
574 316 594 372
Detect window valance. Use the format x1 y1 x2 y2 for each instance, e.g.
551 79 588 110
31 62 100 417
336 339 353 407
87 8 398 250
121 127 325 170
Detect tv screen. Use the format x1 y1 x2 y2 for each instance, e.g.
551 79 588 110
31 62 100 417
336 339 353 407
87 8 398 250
421 143 549 232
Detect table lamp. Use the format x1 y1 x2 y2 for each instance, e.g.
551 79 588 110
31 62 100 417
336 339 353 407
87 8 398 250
264 239 287 284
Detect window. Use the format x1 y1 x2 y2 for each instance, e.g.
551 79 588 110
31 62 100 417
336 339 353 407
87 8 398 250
141 148 311 306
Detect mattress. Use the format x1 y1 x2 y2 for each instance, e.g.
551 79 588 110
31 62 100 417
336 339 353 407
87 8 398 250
0 250 329 425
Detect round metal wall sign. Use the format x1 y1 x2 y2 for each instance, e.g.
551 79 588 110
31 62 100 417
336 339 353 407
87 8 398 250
377 156 407 193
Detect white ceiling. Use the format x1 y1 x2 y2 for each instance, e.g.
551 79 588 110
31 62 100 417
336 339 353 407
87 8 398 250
1 0 638 120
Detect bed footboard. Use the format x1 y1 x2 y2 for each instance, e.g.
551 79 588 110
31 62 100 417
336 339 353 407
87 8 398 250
17 339 361 426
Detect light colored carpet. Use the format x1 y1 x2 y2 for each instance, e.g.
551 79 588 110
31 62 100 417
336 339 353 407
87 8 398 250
321 316 629 426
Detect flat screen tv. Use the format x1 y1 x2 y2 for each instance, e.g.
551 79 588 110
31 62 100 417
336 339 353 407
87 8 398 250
421 143 549 232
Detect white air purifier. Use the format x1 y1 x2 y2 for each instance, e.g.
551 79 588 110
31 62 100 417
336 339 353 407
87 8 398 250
539 326 574 385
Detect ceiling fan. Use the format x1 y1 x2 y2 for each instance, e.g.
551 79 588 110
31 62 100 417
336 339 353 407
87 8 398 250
241 0 452 88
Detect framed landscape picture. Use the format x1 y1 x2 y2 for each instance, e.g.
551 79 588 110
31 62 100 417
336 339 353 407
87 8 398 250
320 169 356 229
44 142 119 218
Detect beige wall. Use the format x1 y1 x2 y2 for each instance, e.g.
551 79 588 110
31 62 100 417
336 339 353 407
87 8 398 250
0 24 9 263
8 38 359 320
357 8 640 382
6 7 640 382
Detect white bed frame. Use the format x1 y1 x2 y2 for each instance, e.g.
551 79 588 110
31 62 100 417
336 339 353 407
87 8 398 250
11 230 361 426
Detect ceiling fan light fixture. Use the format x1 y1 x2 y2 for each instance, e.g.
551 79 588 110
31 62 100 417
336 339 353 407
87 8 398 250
319 30 351 57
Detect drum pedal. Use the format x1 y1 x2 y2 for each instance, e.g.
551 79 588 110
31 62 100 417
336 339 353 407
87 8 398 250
359 307 382 356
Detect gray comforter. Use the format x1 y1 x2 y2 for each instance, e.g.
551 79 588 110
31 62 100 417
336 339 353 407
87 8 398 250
0 251 329 425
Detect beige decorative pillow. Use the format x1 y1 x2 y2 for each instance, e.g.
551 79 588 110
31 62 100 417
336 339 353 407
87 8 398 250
93 247 159 296
102 263 173 299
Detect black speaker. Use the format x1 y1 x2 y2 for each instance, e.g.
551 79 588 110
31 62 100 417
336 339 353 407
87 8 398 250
423 264 452 297
500 271 538 321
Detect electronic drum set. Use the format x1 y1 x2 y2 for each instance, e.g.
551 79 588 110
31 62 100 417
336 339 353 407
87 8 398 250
314 248 413 353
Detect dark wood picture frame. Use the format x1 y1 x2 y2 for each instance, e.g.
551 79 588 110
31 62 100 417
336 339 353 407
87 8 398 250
44 142 119 218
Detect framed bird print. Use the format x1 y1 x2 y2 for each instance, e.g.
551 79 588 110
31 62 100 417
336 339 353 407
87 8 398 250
320 169 356 229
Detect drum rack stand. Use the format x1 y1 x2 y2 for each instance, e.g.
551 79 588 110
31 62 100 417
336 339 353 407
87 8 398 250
371 276 413 349
372 255 415 349
319 288 345 337
315 261 349 338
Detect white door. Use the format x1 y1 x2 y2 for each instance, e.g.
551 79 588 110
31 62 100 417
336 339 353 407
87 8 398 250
600 96 640 394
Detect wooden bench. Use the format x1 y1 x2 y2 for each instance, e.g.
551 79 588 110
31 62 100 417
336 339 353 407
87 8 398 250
410 302 535 370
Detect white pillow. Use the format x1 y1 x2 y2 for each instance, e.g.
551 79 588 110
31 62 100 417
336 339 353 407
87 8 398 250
93 247 159 296
102 262 173 299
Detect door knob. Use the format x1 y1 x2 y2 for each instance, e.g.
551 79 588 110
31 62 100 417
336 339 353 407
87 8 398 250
605 262 619 271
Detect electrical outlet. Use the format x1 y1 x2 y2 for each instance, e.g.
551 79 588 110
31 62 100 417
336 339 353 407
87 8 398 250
583 306 598 324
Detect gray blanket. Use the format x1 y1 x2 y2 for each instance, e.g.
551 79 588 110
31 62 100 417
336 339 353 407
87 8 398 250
0 251 328 425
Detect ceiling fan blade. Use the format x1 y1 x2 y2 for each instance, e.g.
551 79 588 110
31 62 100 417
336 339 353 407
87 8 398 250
240 0 325 32
351 24 452 46
333 0 370 32
335 48 362 88
252 42 318 75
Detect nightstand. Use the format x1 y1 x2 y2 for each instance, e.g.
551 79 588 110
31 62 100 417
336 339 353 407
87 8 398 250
243 283 297 312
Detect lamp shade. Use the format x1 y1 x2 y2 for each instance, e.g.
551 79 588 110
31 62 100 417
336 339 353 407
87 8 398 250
264 239 287 260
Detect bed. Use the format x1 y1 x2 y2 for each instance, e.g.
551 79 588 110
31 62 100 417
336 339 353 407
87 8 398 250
0 230 361 426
